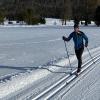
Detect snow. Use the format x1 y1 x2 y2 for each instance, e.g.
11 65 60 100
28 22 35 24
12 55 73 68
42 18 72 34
0 69 50 98
3 18 74 26
45 18 74 26
0 52 76 98
62 61 100 100
2 18 95 27
0 46 100 99
0 20 99 99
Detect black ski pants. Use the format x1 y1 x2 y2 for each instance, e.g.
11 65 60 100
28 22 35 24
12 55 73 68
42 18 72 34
75 47 84 69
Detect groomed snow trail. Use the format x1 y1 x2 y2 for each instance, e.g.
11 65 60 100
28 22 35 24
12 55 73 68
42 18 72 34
61 59 100 100
1 46 99 100
32 50 100 100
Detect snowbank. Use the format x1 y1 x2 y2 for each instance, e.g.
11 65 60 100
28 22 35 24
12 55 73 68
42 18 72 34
1 18 74 27
0 18 96 28
45 18 74 26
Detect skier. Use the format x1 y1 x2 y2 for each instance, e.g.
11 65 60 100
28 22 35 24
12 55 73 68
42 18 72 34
62 24 88 73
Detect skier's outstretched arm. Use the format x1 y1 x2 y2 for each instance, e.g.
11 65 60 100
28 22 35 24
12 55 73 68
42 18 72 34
62 33 73 41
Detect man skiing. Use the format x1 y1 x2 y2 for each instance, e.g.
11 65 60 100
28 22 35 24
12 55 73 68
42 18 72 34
62 24 88 73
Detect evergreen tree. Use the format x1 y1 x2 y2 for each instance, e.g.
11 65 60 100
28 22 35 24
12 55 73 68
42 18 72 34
95 6 100 26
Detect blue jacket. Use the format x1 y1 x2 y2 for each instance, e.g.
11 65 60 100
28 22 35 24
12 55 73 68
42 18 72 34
67 31 88 50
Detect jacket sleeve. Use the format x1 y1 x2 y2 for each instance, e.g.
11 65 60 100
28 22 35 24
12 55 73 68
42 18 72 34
67 33 73 41
82 33 88 45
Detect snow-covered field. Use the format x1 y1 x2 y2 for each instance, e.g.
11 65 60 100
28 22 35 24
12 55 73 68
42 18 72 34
0 23 100 99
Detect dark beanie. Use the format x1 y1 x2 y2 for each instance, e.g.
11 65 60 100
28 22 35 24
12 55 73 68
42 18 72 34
74 24 79 28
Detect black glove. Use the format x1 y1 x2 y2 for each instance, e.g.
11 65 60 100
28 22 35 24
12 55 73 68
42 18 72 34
62 36 67 41
85 43 88 47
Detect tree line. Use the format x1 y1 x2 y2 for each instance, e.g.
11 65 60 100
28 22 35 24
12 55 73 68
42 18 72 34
0 0 100 26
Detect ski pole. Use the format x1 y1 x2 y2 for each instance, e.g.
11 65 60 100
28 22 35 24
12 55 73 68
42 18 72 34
86 47 95 64
64 41 72 70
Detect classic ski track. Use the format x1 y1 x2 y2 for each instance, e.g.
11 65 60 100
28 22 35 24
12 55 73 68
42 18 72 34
3 47 100 100
32 52 100 100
